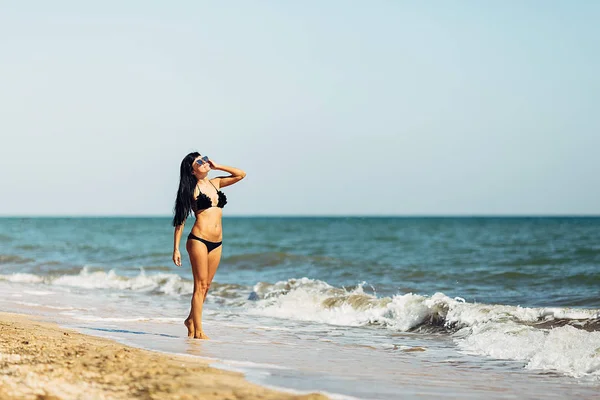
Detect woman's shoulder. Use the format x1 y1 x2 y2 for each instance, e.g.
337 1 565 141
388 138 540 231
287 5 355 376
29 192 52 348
209 178 222 190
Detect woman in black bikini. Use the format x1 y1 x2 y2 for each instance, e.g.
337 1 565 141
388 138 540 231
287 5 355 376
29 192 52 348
172 152 246 339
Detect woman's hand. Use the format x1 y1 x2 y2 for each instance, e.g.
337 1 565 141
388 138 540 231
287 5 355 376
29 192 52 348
207 158 221 170
172 249 182 267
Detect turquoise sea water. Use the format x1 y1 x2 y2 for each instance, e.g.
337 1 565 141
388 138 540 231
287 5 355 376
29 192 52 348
1 217 599 399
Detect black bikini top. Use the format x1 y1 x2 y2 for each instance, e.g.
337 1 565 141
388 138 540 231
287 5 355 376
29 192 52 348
192 180 227 212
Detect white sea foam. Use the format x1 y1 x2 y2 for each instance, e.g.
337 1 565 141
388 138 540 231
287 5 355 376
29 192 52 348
23 290 55 296
0 273 44 283
1 267 194 296
249 278 599 329
12 301 80 311
248 279 597 331
247 277 600 379
458 322 600 378
72 315 181 323
52 267 193 295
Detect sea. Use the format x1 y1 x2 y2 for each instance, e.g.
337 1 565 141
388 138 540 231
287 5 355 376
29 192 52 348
1 217 599 399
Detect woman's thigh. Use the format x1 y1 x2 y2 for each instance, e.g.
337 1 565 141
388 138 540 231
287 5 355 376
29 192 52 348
206 246 222 284
187 240 209 284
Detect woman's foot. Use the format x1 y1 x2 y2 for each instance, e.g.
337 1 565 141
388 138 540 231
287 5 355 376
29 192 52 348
193 330 210 340
184 318 194 338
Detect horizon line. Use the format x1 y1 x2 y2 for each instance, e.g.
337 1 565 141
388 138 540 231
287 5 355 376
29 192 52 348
1 214 600 218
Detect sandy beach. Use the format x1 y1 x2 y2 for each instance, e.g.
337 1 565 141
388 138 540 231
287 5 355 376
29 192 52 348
0 312 327 400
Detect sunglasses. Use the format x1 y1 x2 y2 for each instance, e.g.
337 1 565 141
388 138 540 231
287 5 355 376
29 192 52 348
196 156 209 165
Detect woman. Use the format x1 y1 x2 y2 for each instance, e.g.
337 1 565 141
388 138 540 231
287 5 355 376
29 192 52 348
172 152 246 339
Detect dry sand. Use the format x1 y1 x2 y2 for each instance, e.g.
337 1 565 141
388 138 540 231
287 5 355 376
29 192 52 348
0 312 328 400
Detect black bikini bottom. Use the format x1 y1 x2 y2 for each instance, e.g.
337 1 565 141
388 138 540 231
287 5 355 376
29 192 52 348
187 233 222 253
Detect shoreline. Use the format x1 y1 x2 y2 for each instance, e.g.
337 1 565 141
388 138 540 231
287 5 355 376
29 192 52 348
0 312 328 400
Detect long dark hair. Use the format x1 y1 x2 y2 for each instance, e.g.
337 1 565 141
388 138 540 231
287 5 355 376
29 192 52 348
172 152 200 226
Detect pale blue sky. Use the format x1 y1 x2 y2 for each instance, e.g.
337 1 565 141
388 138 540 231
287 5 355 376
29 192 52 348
1 1 599 216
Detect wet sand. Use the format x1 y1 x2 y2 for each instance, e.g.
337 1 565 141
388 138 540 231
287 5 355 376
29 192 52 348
0 312 327 400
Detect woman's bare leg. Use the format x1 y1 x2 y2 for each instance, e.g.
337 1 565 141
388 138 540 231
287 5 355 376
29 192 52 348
204 246 223 303
186 239 209 339
193 245 222 339
184 240 200 338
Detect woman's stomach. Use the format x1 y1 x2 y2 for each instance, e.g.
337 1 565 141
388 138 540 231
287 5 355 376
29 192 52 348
191 209 223 241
